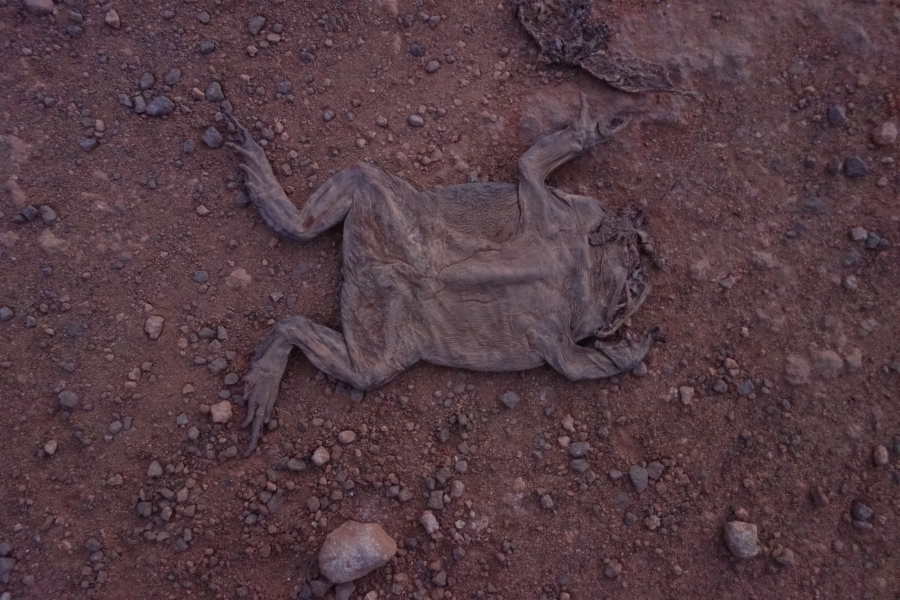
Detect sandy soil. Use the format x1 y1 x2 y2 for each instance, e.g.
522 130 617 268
1 0 899 598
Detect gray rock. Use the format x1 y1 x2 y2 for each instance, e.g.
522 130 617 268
205 81 224 102
409 43 424 57
318 521 397 584
133 95 146 114
39 205 57 223
145 97 175 117
500 390 520 409
164 68 181 86
276 81 293 95
193 270 209 283
224 372 240 385
425 60 441 73
570 458 589 472
147 460 163 478
207 357 227 375
427 490 444 510
420 511 439 533
323 109 336 122
646 461 664 480
202 127 223 149
139 72 155 91
568 441 590 458
248 15 266 35
852 502 874 521
79 138 98 151
736 380 754 396
724 521 759 559
334 582 355 600
0 307 13 322
199 41 216 54
629 465 649 493
843 156 868 178
825 105 845 125
57 390 79 409
407 114 425 127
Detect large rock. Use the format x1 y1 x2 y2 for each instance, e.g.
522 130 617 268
319 521 397 584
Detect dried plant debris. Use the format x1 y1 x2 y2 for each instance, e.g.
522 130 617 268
517 0 691 95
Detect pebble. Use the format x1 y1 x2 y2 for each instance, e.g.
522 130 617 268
319 521 397 584
144 315 165 340
603 560 622 578
147 460 163 478
276 81 293 95
79 138 98 152
248 15 266 35
202 127 223 149
724 521 759 559
568 441 590 458
199 42 216 54
104 9 120 29
58 390 79 409
409 43 424 57
39 205 57 223
323 109 336 122
849 227 868 242
825 105 845 125
872 122 897 146
139 72 155 91
420 511 440 534
44 439 58 455
629 465 649 493
312 446 331 466
784 354 810 386
338 430 357 444
208 357 227 375
225 268 252 288
145 97 175 117
678 386 695 405
192 270 209 283
197 11 210 24
224 372 240 385
736 380 754 396
873 445 889 466
0 307 13 322
843 156 868 178
375 116 388 128
205 81 224 102
852 502 874 521
407 114 425 128
425 60 441 73
647 461 664 480
210 400 233 424
164 68 182 86
500 390 520 409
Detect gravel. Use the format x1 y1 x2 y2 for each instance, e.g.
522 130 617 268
145 97 175 117
407 114 425 127
724 521 760 559
0 307 13 322
338 430 357 444
323 109 336 122
318 521 397 584
425 60 441 73
409 43 424 57
312 446 330 466
139 72 155 91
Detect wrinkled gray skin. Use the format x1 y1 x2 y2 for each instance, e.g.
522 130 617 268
227 93 661 454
